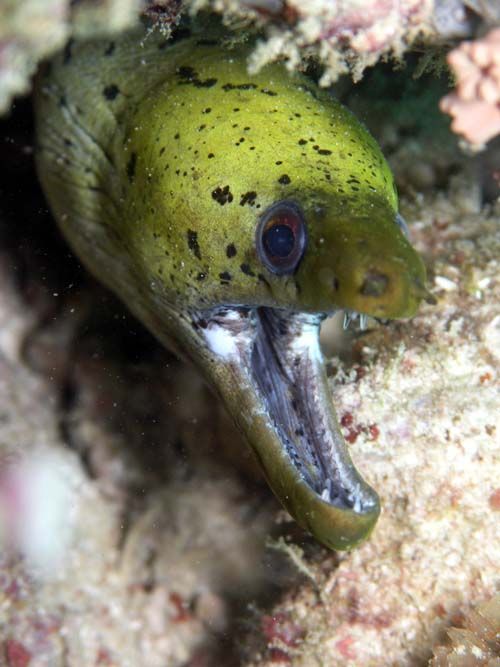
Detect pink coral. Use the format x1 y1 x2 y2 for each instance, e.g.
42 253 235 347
440 28 500 146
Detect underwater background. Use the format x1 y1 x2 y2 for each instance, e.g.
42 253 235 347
0 1 498 665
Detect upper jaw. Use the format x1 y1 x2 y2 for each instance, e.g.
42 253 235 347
193 304 380 550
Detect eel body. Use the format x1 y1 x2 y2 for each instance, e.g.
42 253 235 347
35 26 430 550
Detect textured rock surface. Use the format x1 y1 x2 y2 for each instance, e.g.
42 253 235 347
1 170 498 666
0 0 178 115
244 189 500 666
430 595 500 666
0 13 499 666
2 0 498 118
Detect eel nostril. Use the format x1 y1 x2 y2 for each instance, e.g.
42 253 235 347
360 271 389 297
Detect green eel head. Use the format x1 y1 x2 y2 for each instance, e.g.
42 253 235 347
116 43 431 550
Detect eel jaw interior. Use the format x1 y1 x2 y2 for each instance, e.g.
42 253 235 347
196 306 380 551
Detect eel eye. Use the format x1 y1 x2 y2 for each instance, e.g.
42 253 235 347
256 201 307 275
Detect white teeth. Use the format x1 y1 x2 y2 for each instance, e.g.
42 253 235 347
343 310 369 331
321 478 332 502
342 312 352 330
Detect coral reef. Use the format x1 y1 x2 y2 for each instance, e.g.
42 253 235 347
244 189 500 667
0 0 182 115
0 0 69 114
193 0 436 85
0 279 277 665
242 183 500 666
430 595 500 666
2 0 499 119
0 2 498 665
0 92 499 663
440 28 500 147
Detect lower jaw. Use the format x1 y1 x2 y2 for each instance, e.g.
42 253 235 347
198 305 380 550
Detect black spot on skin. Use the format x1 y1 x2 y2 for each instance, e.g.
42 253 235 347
275 160 282 165
219 271 232 281
261 88 278 96
126 152 137 183
258 273 271 288
198 124 206 131
207 153 215 159
176 65 217 88
226 243 237 258
172 26 191 42
104 42 115 56
174 132 180 140
240 263 255 277
187 230 202 260
196 272 206 281
221 83 258 92
278 174 291 185
159 146 166 156
63 39 74 65
212 185 233 205
177 65 196 79
298 139 307 145
103 84 120 101
317 149 332 155
203 107 212 113
239 191 257 206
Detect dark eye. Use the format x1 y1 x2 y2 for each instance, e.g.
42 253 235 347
256 201 307 275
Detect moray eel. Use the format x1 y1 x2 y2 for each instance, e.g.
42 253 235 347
34 26 431 550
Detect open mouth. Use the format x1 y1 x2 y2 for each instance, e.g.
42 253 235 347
196 305 380 549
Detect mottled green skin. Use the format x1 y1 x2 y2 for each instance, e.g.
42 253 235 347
123 50 423 317
35 27 428 550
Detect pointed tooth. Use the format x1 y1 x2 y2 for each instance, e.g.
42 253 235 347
359 314 367 330
343 312 352 330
